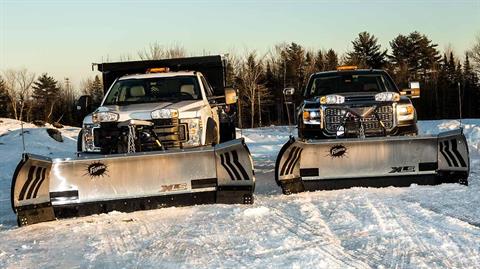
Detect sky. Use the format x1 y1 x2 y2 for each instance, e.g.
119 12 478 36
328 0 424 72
1 0 479 88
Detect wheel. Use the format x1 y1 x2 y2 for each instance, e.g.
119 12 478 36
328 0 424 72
297 117 305 139
205 118 219 146
212 124 219 145
77 129 83 152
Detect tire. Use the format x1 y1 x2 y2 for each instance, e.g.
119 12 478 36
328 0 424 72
297 117 305 139
212 124 219 145
205 118 219 146
77 129 83 152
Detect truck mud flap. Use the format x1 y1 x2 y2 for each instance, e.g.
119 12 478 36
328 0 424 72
276 129 469 194
11 138 254 226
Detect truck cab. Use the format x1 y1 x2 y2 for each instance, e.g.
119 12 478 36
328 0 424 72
297 66 419 140
78 56 237 154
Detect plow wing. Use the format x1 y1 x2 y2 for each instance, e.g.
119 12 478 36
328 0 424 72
276 129 469 194
12 139 254 226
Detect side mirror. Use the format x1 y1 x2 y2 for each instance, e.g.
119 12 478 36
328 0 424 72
283 87 295 96
400 82 420 99
76 95 92 113
224 88 237 105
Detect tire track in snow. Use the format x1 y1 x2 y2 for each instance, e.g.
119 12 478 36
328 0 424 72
297 200 372 269
362 196 413 269
363 196 480 268
397 198 480 267
261 202 371 269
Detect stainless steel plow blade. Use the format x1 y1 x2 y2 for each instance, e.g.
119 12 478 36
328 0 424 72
12 139 254 226
276 129 469 194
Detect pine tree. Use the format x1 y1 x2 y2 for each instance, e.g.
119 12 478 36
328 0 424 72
0 77 9 117
304 51 316 81
86 75 104 107
314 50 325 71
281 43 307 92
410 32 441 78
436 54 450 118
31 73 60 122
389 32 441 82
325 49 339 71
264 62 275 90
346 32 387 69
389 34 412 85
463 53 480 117
447 52 456 83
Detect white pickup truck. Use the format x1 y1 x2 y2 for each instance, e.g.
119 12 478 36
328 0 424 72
77 56 237 154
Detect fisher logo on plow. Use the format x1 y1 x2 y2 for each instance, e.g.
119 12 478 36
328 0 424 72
328 144 347 158
84 162 108 178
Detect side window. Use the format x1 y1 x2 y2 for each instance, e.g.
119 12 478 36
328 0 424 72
200 76 214 97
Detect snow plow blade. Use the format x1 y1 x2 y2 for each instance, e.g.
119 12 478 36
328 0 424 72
11 138 254 226
276 129 469 194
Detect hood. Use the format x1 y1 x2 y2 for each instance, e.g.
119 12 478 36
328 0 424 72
83 100 204 124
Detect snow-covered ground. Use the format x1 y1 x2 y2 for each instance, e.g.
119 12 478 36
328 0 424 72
0 118 479 268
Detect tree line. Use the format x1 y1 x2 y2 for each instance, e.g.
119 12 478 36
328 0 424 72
233 31 480 127
1 31 480 128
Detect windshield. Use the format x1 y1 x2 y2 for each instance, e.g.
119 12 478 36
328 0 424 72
103 76 201 105
306 73 397 97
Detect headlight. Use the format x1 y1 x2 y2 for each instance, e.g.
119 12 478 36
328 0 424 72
375 92 400 102
397 104 415 121
92 112 119 124
151 109 179 119
303 110 321 125
320 95 345 105
181 118 202 147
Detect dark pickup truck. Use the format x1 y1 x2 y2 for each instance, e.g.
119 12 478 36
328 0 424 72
297 67 419 139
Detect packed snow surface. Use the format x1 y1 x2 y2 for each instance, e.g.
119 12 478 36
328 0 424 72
1 118 479 268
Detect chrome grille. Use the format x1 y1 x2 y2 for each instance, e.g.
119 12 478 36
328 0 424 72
324 105 394 133
152 118 188 148
325 108 345 132
376 105 394 129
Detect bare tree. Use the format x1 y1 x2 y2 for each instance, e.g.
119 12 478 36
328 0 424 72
118 54 135 62
2 68 35 121
470 34 480 73
236 52 268 128
138 42 187 60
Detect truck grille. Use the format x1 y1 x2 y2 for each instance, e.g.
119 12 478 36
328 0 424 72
93 120 188 150
324 105 394 133
152 119 188 148
325 108 345 133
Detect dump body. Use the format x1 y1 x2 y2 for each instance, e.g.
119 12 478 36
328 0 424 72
12 139 254 226
276 129 469 194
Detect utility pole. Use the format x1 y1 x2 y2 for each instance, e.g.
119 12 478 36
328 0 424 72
258 91 262 127
283 60 287 125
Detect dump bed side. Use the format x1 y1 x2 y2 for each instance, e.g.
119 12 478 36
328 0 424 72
96 55 226 95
